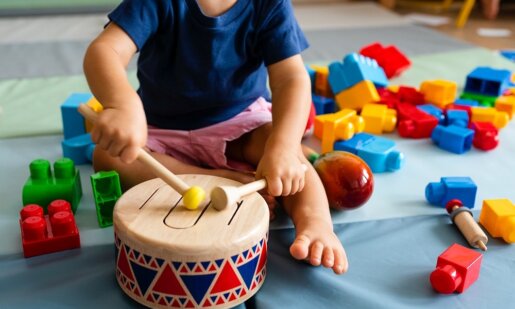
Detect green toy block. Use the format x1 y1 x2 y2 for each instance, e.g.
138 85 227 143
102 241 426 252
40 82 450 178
22 158 82 213
460 92 497 107
91 170 122 228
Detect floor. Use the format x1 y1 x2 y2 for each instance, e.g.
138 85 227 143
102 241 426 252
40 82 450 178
380 1 515 50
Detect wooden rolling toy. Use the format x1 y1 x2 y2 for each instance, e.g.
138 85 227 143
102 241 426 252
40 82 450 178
446 199 488 251
114 176 269 308
78 104 205 210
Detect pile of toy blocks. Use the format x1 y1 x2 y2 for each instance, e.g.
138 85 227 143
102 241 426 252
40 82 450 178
307 42 515 173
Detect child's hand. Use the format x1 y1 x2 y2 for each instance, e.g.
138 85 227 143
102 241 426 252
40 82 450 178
91 104 147 164
256 141 306 197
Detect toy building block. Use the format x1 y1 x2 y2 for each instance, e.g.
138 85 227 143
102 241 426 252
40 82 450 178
61 133 95 165
397 86 425 105
91 171 122 228
60 93 93 140
314 109 365 154
446 199 488 251
312 93 336 115
334 80 380 111
429 243 482 294
469 121 499 151
328 53 388 94
454 98 479 107
425 177 477 208
479 199 515 243
84 97 103 133
460 92 497 107
431 125 474 154
334 133 404 173
417 104 445 124
500 50 515 61
464 67 512 97
22 158 82 214
470 106 509 129
359 42 411 79
311 65 333 98
446 109 469 128
377 87 400 109
396 102 439 138
19 201 81 258
495 95 515 119
360 103 397 134
420 80 457 108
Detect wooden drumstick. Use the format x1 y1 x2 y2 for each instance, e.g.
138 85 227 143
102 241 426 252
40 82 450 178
78 104 205 210
446 199 488 251
211 164 308 210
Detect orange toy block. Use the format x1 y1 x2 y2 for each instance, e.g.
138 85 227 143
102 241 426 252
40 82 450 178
470 106 509 129
85 97 104 133
314 110 364 154
495 96 515 120
334 80 379 111
479 199 515 243
311 65 333 98
420 80 457 108
360 103 397 134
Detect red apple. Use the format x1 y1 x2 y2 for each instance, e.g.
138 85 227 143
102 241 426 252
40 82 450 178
313 151 374 210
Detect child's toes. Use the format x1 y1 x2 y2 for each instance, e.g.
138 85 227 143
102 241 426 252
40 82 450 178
309 241 324 266
333 247 348 274
322 247 334 268
289 234 310 260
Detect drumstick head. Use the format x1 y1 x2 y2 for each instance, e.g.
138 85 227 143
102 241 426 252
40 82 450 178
182 186 206 210
210 186 236 210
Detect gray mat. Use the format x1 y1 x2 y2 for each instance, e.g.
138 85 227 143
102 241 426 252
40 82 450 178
302 25 474 63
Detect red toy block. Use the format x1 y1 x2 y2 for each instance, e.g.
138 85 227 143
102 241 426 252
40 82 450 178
397 86 425 105
377 88 400 109
430 243 482 294
396 102 439 138
469 121 499 151
19 200 80 258
359 42 411 79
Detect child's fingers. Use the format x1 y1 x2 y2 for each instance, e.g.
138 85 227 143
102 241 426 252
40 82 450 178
120 145 140 164
266 176 283 196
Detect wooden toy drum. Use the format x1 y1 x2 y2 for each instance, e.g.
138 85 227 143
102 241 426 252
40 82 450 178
114 175 269 308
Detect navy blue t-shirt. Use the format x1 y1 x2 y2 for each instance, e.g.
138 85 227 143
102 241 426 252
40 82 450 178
108 0 309 130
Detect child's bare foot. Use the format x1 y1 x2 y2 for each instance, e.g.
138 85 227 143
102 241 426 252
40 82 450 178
289 217 348 274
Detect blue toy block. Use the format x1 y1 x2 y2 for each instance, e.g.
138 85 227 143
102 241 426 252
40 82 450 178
431 125 474 154
334 133 404 173
61 93 93 140
62 133 95 165
328 53 388 94
454 98 479 107
464 67 512 97
500 50 515 62
417 104 445 124
306 65 316 93
446 110 469 128
425 176 477 208
312 94 336 115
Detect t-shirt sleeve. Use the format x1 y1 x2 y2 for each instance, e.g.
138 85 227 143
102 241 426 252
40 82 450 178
258 0 309 66
108 0 167 51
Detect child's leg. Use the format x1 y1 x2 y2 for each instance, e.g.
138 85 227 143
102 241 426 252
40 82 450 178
481 0 500 19
93 147 254 190
227 124 348 274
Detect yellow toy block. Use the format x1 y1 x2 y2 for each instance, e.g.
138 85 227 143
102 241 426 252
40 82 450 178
360 103 397 134
311 65 333 98
334 80 379 111
314 109 364 154
495 96 515 120
471 106 509 129
386 84 400 93
479 199 515 243
419 80 457 108
85 97 104 132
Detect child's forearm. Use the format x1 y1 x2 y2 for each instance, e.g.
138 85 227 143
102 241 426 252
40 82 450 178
267 55 311 149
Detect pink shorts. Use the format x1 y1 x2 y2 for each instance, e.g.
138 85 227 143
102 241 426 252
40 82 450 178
146 97 272 171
